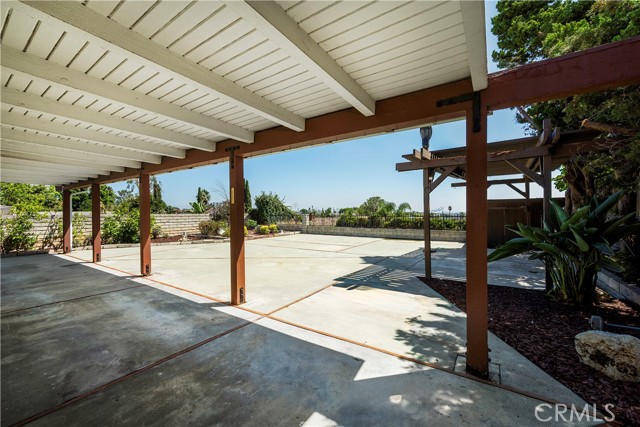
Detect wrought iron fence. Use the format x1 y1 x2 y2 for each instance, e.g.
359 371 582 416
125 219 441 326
300 213 466 230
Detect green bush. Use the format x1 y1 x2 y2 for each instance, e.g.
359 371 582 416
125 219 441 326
221 225 247 237
199 220 220 237
72 213 88 247
251 192 294 224
0 205 42 253
245 219 257 230
268 224 279 233
489 192 640 306
257 225 270 235
102 206 156 244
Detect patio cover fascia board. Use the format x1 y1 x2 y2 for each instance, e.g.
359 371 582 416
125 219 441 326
65 35 640 190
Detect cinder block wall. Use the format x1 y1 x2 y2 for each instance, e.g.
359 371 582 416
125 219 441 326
28 212 210 241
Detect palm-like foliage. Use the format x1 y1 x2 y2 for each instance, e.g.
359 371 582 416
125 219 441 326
489 191 640 306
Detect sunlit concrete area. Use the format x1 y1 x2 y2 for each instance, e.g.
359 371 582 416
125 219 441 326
2 235 595 426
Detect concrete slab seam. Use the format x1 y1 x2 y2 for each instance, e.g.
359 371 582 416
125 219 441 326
55 254 576 414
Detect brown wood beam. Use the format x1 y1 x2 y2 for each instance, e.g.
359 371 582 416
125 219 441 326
451 177 528 187
62 189 71 254
67 79 473 189
506 183 527 198
542 155 553 292
66 36 639 191
91 182 101 263
139 173 151 276
466 101 489 378
423 168 434 279
397 146 549 172
430 166 457 193
484 36 640 110
505 159 544 186
229 152 246 305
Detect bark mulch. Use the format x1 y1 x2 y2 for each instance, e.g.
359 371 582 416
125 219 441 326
421 277 640 426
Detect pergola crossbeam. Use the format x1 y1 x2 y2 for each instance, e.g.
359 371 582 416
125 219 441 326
430 166 457 193
505 159 544 187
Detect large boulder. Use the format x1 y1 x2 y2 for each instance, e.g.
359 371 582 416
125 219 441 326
575 330 640 382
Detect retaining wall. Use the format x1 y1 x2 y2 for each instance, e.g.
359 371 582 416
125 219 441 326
278 223 465 242
27 212 210 241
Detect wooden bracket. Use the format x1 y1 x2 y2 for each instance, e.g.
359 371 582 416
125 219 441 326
225 145 241 169
505 159 544 186
430 166 456 193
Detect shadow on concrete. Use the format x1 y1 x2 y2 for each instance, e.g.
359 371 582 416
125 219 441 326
0 253 550 427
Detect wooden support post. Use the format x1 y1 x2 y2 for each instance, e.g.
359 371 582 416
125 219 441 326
525 180 531 226
423 168 434 279
139 173 151 276
542 154 553 292
465 94 489 378
229 151 246 305
91 182 101 262
62 188 71 254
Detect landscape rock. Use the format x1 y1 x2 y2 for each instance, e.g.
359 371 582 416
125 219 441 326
575 330 640 382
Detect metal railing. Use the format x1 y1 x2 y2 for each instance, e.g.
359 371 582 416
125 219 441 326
287 212 466 230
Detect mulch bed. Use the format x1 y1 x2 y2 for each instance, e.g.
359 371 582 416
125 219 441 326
421 277 640 426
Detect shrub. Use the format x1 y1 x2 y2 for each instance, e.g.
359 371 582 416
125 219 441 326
72 213 88 247
251 192 294 224
102 206 156 244
245 219 257 230
489 192 640 306
0 205 42 253
221 225 247 237
151 224 164 239
268 224 278 233
199 220 220 237
257 225 270 235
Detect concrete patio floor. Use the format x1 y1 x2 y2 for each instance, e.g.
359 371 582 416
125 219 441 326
1 235 599 426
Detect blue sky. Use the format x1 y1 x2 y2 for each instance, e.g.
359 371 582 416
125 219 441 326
111 1 562 213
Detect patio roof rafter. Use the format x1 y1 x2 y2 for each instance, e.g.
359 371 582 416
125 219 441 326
16 0 305 132
1 45 254 143
1 87 217 152
223 1 376 116
1 126 163 164
1 111 186 159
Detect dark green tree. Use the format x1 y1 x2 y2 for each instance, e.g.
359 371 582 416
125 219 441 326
493 0 640 281
492 0 640 211
0 183 61 210
71 186 116 211
150 176 169 214
244 179 252 214
251 192 293 224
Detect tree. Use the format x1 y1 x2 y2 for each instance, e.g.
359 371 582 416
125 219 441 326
251 192 294 224
0 183 61 211
150 176 169 213
244 179 252 214
492 0 640 281
196 187 211 206
492 0 640 212
71 186 116 212
358 196 387 216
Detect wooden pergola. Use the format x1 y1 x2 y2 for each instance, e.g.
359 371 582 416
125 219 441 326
396 124 612 286
1 1 638 379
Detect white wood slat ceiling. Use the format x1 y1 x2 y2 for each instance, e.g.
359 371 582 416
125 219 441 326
0 0 487 186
